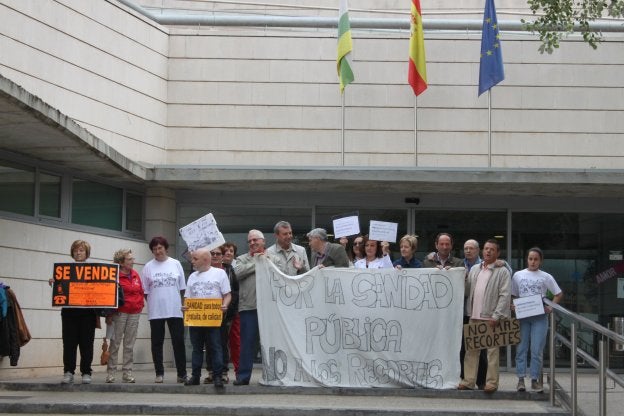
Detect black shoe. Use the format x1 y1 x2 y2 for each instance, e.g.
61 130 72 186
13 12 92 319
214 378 224 388
184 376 200 386
233 379 249 386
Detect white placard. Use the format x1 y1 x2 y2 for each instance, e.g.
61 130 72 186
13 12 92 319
368 220 398 243
256 257 466 389
513 294 544 319
179 213 226 252
332 215 360 239
618 278 624 299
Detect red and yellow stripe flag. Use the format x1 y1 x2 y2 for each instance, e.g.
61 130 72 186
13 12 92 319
408 0 427 96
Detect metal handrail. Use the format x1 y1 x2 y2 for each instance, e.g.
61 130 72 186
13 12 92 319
546 299 624 416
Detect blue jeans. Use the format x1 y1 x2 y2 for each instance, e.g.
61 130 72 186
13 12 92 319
515 314 549 380
189 326 223 379
237 309 259 382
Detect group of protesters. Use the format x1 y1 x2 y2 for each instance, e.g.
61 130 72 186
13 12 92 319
55 220 563 393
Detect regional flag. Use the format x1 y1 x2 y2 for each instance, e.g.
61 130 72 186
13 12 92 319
408 0 427 96
478 0 505 96
337 0 354 93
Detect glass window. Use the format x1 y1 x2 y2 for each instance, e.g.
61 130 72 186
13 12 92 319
72 179 123 231
0 161 35 216
125 192 143 232
39 172 61 218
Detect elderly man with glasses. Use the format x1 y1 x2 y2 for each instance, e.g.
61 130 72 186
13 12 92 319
232 229 266 385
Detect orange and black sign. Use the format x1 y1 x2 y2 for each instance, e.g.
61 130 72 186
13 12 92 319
52 263 119 308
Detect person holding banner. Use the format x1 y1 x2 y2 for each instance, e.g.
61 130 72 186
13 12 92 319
267 221 310 275
142 236 188 384
106 249 144 384
307 228 350 268
233 229 266 385
58 240 98 385
459 239 511 393
392 234 422 269
354 236 393 269
423 233 464 269
184 247 231 388
511 247 562 393
347 235 365 265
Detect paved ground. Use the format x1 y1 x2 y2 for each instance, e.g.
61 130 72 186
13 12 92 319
0 368 621 415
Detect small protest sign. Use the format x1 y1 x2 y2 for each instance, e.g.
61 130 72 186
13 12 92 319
179 213 225 252
184 298 223 327
463 318 520 351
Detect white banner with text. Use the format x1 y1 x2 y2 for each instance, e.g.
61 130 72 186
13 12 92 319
255 257 465 389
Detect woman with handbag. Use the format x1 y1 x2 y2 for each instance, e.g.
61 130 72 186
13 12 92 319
106 249 144 383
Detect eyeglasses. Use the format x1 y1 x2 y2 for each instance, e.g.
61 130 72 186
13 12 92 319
210 251 222 256
353 242 363 246
248 238 261 243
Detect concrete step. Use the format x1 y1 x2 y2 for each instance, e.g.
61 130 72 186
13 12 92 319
0 371 570 416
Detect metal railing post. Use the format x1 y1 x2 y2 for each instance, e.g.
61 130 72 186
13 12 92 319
570 323 577 416
599 339 607 416
549 312 556 406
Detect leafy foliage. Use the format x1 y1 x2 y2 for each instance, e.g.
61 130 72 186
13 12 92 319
523 0 624 53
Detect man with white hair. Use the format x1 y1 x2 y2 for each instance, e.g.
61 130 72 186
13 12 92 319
307 228 350 268
232 229 265 385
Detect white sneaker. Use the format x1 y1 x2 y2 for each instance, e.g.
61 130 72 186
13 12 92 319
122 372 135 383
82 374 92 384
105 373 115 383
155 375 164 383
61 372 73 384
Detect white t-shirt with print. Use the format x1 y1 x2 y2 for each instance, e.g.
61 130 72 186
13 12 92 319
185 267 231 299
511 268 562 299
141 257 186 320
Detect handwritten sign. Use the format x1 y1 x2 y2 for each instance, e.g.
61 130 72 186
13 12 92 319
332 215 360 239
513 294 545 319
368 220 398 243
179 213 225 252
463 319 520 351
184 298 223 327
52 263 119 308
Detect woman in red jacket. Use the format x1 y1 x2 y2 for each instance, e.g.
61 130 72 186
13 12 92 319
106 249 145 383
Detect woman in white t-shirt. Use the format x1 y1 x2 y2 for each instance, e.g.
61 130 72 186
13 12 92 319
511 247 563 393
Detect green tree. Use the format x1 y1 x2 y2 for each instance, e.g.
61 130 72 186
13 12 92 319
524 0 624 53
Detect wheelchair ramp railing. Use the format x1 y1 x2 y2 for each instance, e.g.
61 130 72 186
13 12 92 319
546 299 624 416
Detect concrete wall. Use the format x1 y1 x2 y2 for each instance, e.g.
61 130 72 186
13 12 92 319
0 0 169 165
0 218 163 377
166 26 624 168
2 0 622 170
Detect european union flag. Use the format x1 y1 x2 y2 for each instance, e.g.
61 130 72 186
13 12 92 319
478 0 504 96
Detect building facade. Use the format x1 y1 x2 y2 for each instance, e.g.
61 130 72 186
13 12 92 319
1 0 623 376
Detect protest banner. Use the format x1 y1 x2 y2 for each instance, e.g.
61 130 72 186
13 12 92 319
184 298 223 327
255 257 466 389
51 263 119 308
179 213 225 252
463 318 520 351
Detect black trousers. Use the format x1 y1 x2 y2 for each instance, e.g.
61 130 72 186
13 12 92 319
61 309 96 375
149 317 187 377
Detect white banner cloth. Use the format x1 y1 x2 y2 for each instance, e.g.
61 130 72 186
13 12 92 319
255 256 465 389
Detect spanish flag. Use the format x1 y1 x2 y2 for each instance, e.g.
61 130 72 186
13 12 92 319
408 0 427 96
337 0 354 93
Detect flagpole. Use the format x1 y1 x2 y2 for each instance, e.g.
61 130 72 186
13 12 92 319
341 92 345 166
414 95 418 167
488 89 492 167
